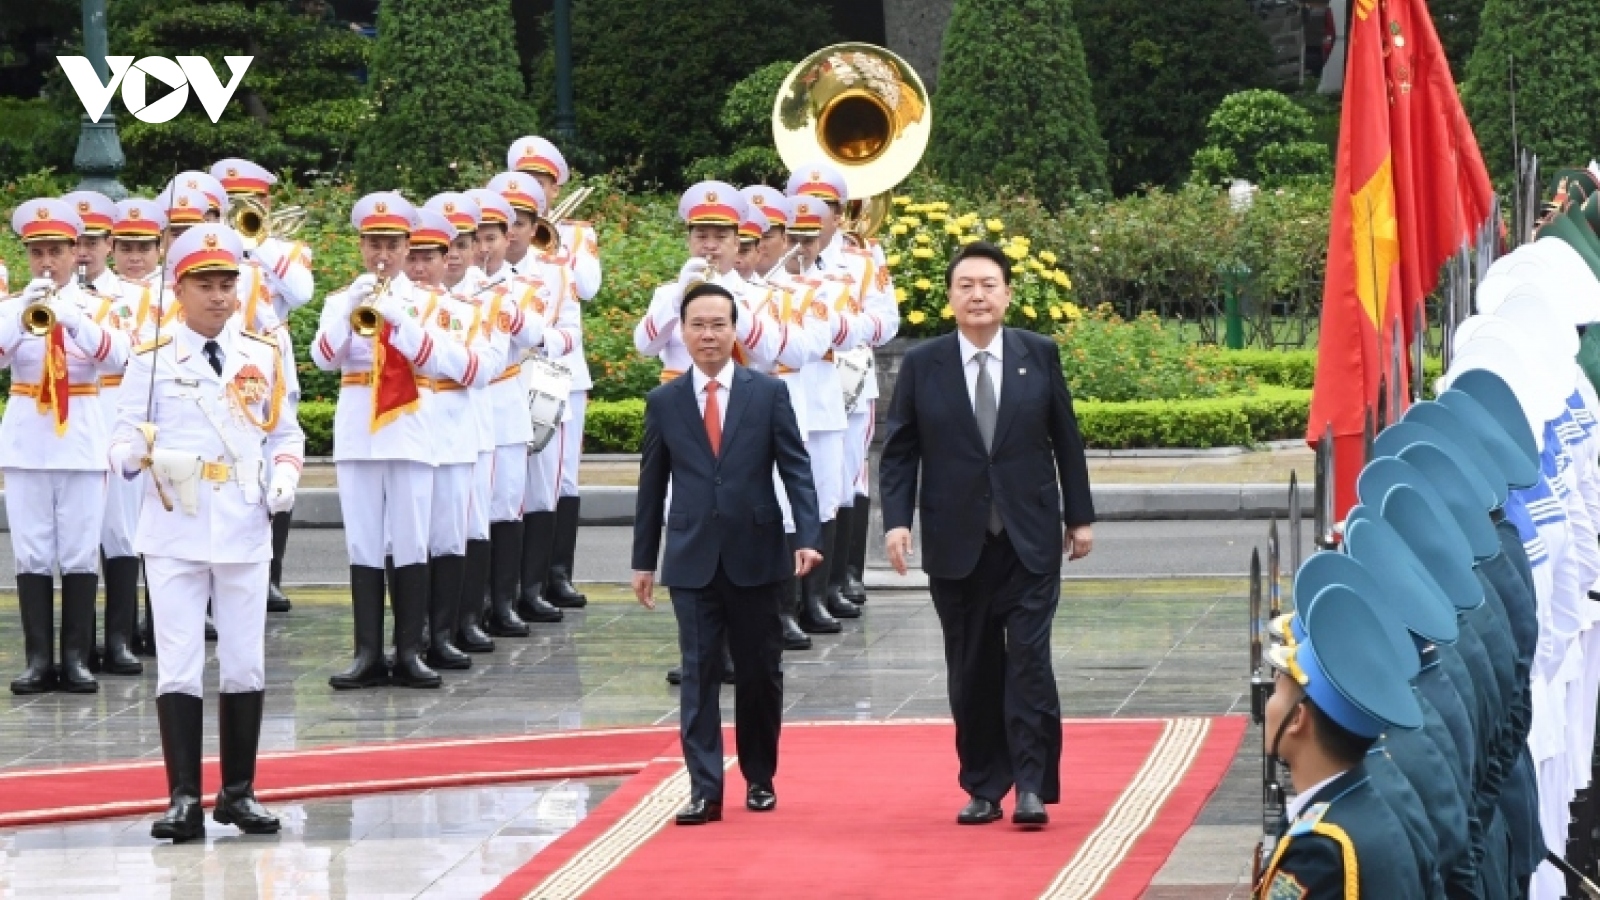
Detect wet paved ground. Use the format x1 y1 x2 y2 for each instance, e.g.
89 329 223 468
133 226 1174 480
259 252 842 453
0 577 1268 897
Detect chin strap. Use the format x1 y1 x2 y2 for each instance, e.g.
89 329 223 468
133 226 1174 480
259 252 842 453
1267 696 1307 773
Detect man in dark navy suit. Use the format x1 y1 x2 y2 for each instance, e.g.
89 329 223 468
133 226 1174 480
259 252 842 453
631 282 823 826
880 241 1095 828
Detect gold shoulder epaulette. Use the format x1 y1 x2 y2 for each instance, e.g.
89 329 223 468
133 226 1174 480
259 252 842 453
134 335 173 354
242 330 277 347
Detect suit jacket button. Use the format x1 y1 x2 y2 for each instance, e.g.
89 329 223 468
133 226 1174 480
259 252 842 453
715 477 722 485
712 510 720 519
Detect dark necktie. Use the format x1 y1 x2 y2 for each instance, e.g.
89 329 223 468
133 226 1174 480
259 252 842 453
204 340 223 376
974 351 1002 534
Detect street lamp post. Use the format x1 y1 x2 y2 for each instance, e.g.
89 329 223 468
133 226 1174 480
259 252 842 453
552 0 576 145
72 0 128 199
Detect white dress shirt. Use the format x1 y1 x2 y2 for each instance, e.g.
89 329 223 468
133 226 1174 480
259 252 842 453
1284 770 1344 824
957 329 1003 409
691 359 736 430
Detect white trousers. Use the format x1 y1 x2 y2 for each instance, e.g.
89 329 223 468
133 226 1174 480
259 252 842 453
428 463 473 556
489 443 527 523
335 460 433 568
468 451 493 541
558 392 586 497
147 556 268 698
844 404 874 498
4 469 106 575
100 470 141 558
526 440 560 514
805 430 845 522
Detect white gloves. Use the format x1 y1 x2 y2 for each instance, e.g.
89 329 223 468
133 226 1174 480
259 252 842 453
678 257 711 289
349 272 379 299
51 297 84 332
252 241 284 276
376 293 410 326
18 277 53 304
267 469 296 515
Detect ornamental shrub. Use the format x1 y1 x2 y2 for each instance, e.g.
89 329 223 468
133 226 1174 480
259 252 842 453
1056 306 1255 403
1189 90 1326 186
354 0 538 196
929 0 1109 204
682 61 794 186
1077 0 1272 195
1464 0 1600 182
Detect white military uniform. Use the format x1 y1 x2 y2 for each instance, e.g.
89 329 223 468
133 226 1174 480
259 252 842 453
310 271 471 567
517 259 584 515
471 261 547 523
819 233 899 497
99 272 163 558
109 321 304 696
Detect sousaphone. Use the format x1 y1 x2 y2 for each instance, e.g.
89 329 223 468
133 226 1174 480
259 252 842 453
772 43 932 247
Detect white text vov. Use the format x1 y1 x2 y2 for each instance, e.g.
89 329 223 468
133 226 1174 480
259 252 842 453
58 56 253 124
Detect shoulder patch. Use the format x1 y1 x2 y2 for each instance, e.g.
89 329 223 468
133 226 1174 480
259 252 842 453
1286 802 1330 838
134 335 173 354
241 330 277 347
1266 871 1307 900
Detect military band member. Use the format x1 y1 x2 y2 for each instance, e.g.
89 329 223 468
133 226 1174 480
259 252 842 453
463 186 559 633
92 197 170 675
3 199 131 694
426 192 505 653
60 191 119 296
164 170 228 221
159 188 211 242
403 208 508 669
108 224 304 842
508 137 600 609
313 193 474 690
212 158 314 615
788 162 899 611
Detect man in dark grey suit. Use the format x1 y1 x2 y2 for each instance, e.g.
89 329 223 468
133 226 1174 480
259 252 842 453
880 241 1095 829
631 282 823 826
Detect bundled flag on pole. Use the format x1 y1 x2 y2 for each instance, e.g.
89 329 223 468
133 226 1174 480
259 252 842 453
1309 0 1496 519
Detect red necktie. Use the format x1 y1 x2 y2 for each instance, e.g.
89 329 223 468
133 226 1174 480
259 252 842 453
704 380 722 456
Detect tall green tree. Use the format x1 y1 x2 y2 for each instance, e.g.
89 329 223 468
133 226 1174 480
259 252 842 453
1432 0 1484 76
534 0 834 188
1463 0 1600 181
106 0 370 185
928 0 1108 204
354 0 537 195
1077 0 1271 195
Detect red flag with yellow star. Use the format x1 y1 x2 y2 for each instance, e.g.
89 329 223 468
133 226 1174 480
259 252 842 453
1309 0 1494 518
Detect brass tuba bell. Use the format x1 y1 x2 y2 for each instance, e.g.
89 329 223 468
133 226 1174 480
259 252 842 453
226 195 308 251
772 43 931 246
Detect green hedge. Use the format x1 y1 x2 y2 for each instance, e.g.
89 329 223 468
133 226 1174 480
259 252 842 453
1219 349 1442 392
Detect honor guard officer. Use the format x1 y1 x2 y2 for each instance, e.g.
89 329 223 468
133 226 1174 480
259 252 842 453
508 137 601 608
108 224 304 843
403 207 507 670
788 161 899 612
1257 580 1430 899
486 174 580 625
158 188 211 244
313 193 474 690
3 199 131 694
213 157 314 615
426 192 508 653
94 198 170 675
775 189 873 630
60 191 119 296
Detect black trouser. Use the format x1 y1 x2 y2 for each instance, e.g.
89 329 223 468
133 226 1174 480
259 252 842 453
928 529 1062 804
669 564 783 803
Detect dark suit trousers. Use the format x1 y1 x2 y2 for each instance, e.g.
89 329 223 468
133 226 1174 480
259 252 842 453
928 529 1062 804
669 564 784 802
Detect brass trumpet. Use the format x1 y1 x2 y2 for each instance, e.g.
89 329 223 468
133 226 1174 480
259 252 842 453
530 185 598 254
227 195 308 251
351 264 390 338
19 269 60 337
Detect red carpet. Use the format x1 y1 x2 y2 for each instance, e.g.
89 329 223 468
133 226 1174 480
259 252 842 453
0 725 674 828
488 716 1246 900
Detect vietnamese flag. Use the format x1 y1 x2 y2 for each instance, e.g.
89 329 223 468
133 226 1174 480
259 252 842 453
1309 0 1495 519
369 322 420 432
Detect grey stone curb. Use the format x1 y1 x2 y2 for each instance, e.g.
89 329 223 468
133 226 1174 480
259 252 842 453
0 482 1307 530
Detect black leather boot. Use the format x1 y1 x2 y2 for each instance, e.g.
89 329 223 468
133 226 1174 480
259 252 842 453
518 511 564 623
59 573 100 692
389 563 442 688
843 494 871 604
796 527 841 634
135 561 156 657
151 692 205 842
426 554 471 670
819 521 860 619
456 539 495 653
267 511 292 612
329 566 389 689
213 690 280 833
10 573 56 694
779 557 811 650
101 556 144 675
485 521 532 637
544 496 587 608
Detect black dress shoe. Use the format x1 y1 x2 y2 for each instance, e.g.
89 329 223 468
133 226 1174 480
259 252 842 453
1012 791 1048 827
957 796 1003 825
214 792 281 834
746 784 776 812
674 798 723 825
666 666 682 685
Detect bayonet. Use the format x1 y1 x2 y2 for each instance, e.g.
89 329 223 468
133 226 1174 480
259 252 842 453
1288 471 1303 576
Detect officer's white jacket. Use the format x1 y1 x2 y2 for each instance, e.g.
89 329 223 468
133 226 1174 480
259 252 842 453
446 275 515 455
744 277 830 434
513 253 592 392
777 271 860 433
108 321 305 563
554 220 602 301
474 263 556 446
249 236 315 321
633 268 794 379
309 273 474 463
411 286 508 466
0 283 131 470
819 233 900 403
